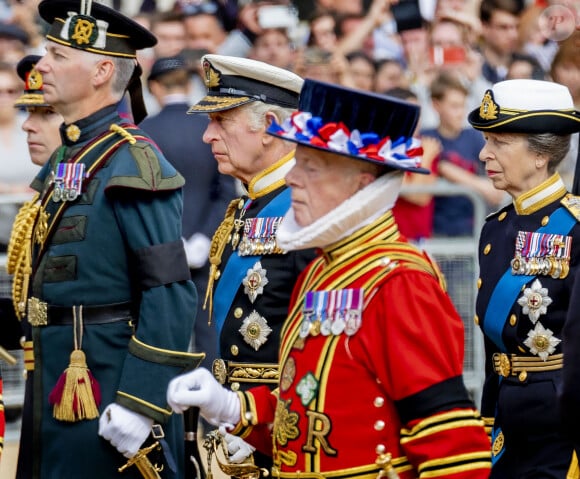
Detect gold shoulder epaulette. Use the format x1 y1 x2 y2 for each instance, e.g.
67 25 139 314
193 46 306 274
109 124 137 145
561 193 580 222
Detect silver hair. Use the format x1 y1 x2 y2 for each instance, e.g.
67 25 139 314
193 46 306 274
242 101 296 132
86 52 137 99
527 133 572 173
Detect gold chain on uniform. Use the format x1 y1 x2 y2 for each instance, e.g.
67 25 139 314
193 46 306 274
7 193 49 319
203 198 244 324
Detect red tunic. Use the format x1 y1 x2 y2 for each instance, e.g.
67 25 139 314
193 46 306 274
234 211 491 478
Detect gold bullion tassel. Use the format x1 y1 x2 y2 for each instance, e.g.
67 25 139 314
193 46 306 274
204 198 241 323
48 306 101 421
119 442 163 479
7 193 47 319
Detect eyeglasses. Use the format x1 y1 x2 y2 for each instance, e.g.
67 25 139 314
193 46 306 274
177 0 218 16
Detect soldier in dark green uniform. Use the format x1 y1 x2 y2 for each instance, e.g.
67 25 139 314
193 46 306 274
8 1 201 477
187 54 316 467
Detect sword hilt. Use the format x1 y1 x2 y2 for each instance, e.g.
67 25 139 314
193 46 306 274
118 441 163 479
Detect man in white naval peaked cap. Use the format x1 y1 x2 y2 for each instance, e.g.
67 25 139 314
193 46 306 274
185 54 317 472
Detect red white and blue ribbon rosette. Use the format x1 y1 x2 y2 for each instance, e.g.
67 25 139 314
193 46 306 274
268 111 426 172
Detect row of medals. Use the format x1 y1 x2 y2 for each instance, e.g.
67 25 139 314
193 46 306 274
511 255 570 279
299 310 362 338
231 217 284 256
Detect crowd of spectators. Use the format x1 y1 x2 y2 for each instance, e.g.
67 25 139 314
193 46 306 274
1 0 579 243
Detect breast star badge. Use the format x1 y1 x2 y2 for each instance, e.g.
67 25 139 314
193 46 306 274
523 322 560 361
239 311 272 351
242 261 268 303
517 279 552 324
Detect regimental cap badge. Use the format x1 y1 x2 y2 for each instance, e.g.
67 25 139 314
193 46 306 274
26 66 43 91
14 55 50 108
203 59 220 88
479 90 498 120
67 13 100 47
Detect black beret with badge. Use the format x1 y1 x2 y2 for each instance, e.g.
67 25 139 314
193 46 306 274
14 55 50 108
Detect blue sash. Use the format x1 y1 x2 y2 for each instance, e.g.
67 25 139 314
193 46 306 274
213 188 292 353
484 207 576 351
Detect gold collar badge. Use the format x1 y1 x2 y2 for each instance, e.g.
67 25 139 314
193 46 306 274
479 90 499 120
203 61 221 88
66 124 81 142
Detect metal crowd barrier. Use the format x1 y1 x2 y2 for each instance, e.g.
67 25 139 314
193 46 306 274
402 180 491 406
0 184 490 413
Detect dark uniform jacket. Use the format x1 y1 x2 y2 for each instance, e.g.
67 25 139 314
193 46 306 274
13 104 199 479
208 153 315 393
476 173 579 477
140 100 237 366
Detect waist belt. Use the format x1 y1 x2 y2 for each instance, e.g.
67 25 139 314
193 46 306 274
27 297 134 327
212 359 279 387
493 352 563 378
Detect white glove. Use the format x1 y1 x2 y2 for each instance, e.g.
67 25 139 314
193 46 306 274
182 233 211 269
166 367 241 426
219 425 256 463
98 403 154 458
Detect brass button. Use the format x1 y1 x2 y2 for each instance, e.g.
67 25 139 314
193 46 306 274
509 314 517 326
231 382 240 391
518 371 527 382
234 307 243 319
238 198 245 209
227 234 232 243
215 270 221 280
231 345 239 356
374 420 386 431
375 444 386 454
474 315 480 326
541 216 549 226
373 397 385 408
483 243 491 255
477 278 482 289
498 212 507 221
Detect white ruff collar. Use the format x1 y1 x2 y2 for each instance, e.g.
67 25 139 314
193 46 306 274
277 172 403 251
